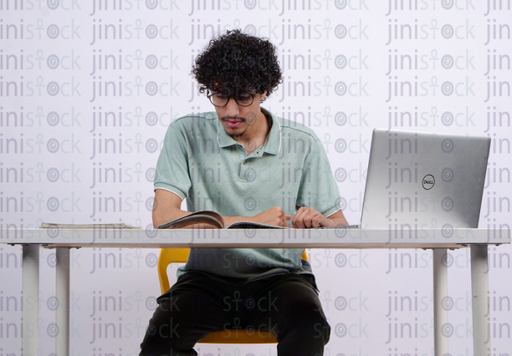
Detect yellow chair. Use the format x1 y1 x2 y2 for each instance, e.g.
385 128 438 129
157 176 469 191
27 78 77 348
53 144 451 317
158 248 308 344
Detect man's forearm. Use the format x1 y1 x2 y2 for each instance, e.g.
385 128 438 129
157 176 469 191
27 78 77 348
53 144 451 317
222 215 256 226
327 217 349 227
325 211 349 227
153 205 248 229
152 207 191 228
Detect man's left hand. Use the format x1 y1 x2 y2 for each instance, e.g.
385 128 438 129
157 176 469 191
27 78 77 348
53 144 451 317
292 207 330 228
292 207 349 228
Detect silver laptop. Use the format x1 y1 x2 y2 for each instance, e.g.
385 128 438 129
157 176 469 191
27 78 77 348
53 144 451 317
357 129 491 229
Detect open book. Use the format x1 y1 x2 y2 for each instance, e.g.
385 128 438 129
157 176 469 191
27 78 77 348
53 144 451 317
157 211 284 229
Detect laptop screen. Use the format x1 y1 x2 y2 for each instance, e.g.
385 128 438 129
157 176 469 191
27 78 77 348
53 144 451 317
360 129 491 230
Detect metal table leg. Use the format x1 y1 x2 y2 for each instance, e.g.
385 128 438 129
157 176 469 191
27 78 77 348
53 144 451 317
433 249 449 356
56 248 70 356
22 244 40 355
471 245 491 356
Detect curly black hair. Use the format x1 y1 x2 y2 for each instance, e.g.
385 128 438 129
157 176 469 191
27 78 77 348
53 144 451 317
192 29 282 98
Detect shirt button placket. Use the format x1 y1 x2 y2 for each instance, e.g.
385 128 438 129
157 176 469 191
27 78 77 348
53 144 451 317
240 156 247 180
238 145 246 179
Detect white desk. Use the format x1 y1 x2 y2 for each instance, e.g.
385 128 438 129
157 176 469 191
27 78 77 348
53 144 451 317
1 227 510 356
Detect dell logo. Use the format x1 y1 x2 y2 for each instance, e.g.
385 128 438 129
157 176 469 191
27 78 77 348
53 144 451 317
422 174 435 190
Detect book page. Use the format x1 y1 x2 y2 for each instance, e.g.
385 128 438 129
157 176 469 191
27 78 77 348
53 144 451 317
158 210 225 229
226 221 284 229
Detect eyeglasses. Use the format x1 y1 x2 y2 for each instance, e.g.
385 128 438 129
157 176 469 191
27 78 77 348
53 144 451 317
207 91 256 107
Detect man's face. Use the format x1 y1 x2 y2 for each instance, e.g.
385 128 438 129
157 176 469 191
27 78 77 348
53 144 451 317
212 91 267 139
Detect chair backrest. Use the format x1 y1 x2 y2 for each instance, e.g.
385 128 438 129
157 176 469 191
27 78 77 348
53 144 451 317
157 248 308 344
158 248 191 294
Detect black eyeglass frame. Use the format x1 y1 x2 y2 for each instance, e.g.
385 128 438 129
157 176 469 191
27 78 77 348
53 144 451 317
206 91 257 108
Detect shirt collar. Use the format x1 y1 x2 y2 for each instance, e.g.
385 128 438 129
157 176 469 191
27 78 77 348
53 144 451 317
261 108 281 155
216 108 282 156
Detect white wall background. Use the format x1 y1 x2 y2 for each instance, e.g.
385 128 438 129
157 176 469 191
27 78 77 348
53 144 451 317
1 0 511 355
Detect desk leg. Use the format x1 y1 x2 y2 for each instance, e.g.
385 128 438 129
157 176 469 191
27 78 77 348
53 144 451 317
56 248 70 356
433 249 449 356
22 244 40 355
471 245 491 356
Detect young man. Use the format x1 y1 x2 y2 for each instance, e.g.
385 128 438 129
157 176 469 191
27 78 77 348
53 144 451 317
140 30 348 356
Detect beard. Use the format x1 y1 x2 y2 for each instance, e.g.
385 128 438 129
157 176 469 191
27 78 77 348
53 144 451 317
228 128 247 139
221 116 247 138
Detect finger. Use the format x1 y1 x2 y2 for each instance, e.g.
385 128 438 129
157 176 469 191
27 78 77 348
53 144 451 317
299 207 311 227
301 207 315 228
311 214 324 228
274 206 284 213
293 207 307 228
276 207 288 225
278 212 288 226
291 209 299 227
291 208 302 228
320 215 331 227
311 209 325 228
285 214 292 220
302 208 322 228
308 209 324 228
303 212 313 228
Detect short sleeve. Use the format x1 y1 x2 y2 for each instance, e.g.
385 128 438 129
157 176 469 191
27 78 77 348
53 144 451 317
296 135 341 217
154 121 191 200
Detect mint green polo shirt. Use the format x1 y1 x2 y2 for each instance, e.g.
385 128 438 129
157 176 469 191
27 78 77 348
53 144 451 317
154 108 341 282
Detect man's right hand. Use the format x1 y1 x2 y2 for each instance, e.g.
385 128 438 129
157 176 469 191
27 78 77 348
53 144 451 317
251 207 291 227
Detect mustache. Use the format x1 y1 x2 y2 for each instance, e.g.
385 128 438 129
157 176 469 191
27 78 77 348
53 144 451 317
221 116 245 121
221 113 258 124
